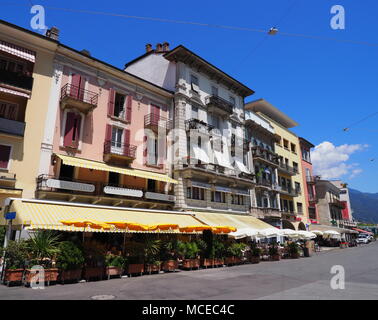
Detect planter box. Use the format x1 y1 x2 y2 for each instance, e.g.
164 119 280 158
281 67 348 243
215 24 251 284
234 257 242 265
214 258 224 266
105 266 123 279
23 268 59 286
127 263 144 276
201 258 215 268
83 267 104 281
162 260 178 272
181 259 200 270
224 256 236 266
250 256 260 264
3 269 23 286
290 252 300 259
340 243 348 249
59 269 82 284
145 263 161 274
270 254 280 261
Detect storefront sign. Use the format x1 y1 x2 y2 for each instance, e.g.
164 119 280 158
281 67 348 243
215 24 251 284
46 179 95 193
145 192 176 202
103 186 143 198
5 212 16 220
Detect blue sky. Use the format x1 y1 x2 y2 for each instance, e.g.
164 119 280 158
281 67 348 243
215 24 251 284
1 0 377 192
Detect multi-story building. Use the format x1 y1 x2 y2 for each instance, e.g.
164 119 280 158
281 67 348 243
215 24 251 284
299 137 320 225
244 109 282 228
0 20 58 210
245 99 307 230
126 44 256 215
330 180 357 228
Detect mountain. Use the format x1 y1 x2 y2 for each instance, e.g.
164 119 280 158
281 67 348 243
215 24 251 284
349 188 378 223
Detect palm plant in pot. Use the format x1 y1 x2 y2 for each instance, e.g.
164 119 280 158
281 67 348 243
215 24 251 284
56 241 84 284
2 240 28 286
143 238 161 275
213 239 225 267
288 242 300 259
160 239 179 272
24 231 61 286
250 243 261 264
268 243 280 261
225 242 246 265
105 253 126 279
178 241 200 270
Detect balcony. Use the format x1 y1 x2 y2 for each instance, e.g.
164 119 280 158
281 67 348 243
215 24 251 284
0 117 25 137
104 140 137 163
251 146 279 167
280 185 300 197
306 175 320 184
36 175 175 204
185 118 214 133
238 171 255 182
231 135 250 152
205 95 234 116
60 83 98 114
278 163 297 176
0 69 33 91
308 194 317 204
255 178 274 189
330 199 345 209
144 113 172 132
251 207 281 218
0 172 16 189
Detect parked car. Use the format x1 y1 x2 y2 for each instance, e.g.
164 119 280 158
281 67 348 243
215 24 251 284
356 234 370 244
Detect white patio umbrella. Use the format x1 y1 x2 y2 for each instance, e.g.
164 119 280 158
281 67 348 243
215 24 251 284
229 228 258 239
311 230 324 236
281 229 299 238
323 230 341 239
297 231 317 239
257 228 282 238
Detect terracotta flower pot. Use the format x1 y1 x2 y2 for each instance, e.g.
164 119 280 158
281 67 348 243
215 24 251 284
59 269 82 284
4 269 24 286
270 254 280 261
24 268 59 286
225 256 235 266
127 263 144 276
162 260 178 272
145 263 161 274
83 267 105 281
291 252 300 259
250 256 260 264
201 258 215 268
105 266 123 279
215 258 224 266
191 258 200 269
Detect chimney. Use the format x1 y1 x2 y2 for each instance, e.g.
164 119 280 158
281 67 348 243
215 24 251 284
162 42 170 52
156 43 163 52
45 27 60 41
145 43 153 53
81 49 91 57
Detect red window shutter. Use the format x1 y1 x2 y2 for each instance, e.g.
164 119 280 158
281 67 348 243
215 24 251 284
125 95 133 122
63 112 76 147
124 129 131 157
105 124 112 142
0 145 11 169
108 89 115 116
124 129 130 145
143 135 147 157
73 114 82 142
71 74 81 99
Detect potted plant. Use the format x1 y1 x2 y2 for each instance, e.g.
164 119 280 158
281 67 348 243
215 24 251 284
56 241 84 284
82 241 106 281
143 238 161 275
178 241 200 270
340 241 348 249
105 253 126 279
124 242 145 276
2 240 28 286
288 242 300 259
268 243 280 261
213 239 225 267
160 240 179 272
250 244 261 264
24 231 61 286
225 243 245 265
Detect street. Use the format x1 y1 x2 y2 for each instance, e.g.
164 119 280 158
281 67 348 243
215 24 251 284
1 242 378 300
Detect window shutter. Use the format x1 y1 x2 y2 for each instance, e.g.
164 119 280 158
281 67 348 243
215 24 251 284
0 145 11 169
124 129 131 157
125 95 132 122
71 74 81 99
63 112 76 147
105 124 112 142
108 89 115 116
74 114 82 142
143 135 147 157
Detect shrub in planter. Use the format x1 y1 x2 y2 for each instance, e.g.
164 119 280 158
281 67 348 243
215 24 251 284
56 241 84 284
24 231 61 286
105 253 126 279
225 242 246 265
160 240 179 272
143 238 161 275
268 243 280 261
288 242 300 259
124 241 145 276
82 241 106 281
177 241 200 270
2 240 28 286
250 244 261 264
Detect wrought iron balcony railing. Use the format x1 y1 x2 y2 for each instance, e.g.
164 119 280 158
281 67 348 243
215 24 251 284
104 140 137 160
252 146 280 166
185 118 214 132
144 113 172 131
60 83 98 106
205 95 234 115
278 162 298 175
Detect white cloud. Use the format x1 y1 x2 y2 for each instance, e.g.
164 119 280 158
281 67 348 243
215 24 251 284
312 141 368 180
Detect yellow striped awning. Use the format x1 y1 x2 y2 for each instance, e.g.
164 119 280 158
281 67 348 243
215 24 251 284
192 212 274 231
55 154 177 184
0 188 22 196
0 200 204 233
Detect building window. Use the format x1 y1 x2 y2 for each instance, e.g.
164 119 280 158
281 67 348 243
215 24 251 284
59 164 74 180
147 179 156 192
147 134 158 165
283 139 289 149
211 86 218 96
229 96 236 107
191 105 198 119
0 101 18 121
211 191 226 203
63 112 81 148
293 162 298 173
108 172 120 185
297 202 303 214
114 93 126 118
0 56 25 73
291 143 296 153
111 127 123 149
232 194 244 205
187 187 205 200
295 182 301 193
0 145 11 169
191 75 199 93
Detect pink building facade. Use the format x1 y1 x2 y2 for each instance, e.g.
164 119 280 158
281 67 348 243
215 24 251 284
36 48 176 210
299 137 319 224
